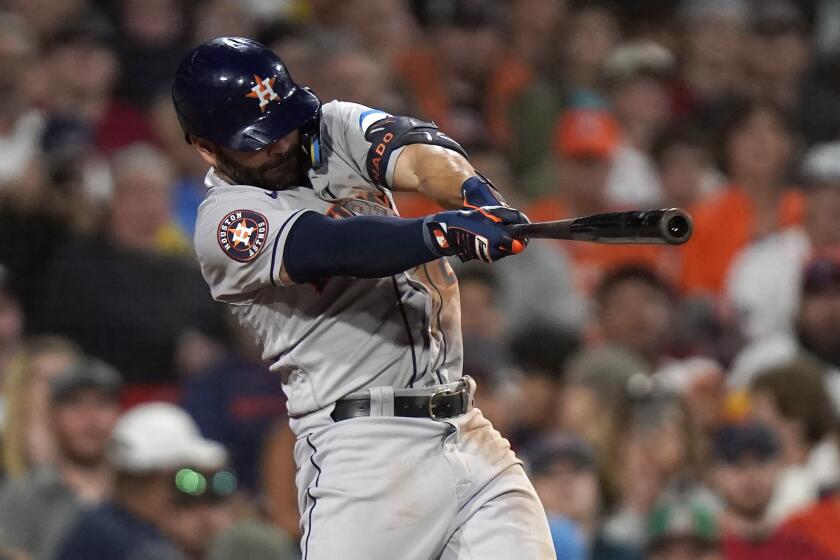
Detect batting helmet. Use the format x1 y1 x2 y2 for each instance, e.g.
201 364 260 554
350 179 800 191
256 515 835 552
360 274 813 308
171 37 320 152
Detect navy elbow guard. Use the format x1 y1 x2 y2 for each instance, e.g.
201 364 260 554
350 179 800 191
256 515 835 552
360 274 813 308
364 116 467 187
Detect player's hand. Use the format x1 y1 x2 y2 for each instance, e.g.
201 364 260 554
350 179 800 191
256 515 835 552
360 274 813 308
423 208 526 263
462 174 509 208
461 174 530 241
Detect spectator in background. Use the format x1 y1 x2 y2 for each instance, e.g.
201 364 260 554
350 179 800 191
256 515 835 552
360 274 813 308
652 123 719 210
728 256 840 412
524 433 642 560
783 420 840 558
749 360 839 521
114 0 189 111
529 108 670 296
602 39 675 208
713 422 832 559
746 0 840 146
592 265 676 370
55 402 229 560
560 2 622 98
41 17 156 154
0 358 121 560
394 0 521 150
506 1 620 196
559 347 648 452
679 99 801 296
674 0 749 118
40 143 224 390
0 116 108 325
796 258 840 376
727 142 840 343
530 108 619 222
151 91 210 238
646 497 721 560
2 338 81 481
0 12 43 189
181 320 285 495
111 142 187 255
507 323 579 451
600 390 703 555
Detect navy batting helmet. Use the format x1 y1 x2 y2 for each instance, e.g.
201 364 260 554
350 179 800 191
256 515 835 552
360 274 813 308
172 37 320 152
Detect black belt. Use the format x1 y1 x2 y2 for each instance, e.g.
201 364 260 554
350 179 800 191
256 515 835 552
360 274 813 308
331 382 472 422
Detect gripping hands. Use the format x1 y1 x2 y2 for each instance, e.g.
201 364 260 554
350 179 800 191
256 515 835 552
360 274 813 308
423 209 524 262
421 175 529 263
424 176 532 264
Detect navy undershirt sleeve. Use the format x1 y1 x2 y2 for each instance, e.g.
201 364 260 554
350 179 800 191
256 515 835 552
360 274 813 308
283 211 439 283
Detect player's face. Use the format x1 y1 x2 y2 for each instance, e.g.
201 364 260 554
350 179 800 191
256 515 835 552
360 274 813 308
213 129 305 190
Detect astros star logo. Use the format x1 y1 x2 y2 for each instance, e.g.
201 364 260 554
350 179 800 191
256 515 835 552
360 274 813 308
246 75 279 112
230 220 256 248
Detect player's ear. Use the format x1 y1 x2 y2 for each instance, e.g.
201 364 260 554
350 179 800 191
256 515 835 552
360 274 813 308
191 136 219 167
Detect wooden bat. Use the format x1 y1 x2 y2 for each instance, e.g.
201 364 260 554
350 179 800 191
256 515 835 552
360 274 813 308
507 208 693 246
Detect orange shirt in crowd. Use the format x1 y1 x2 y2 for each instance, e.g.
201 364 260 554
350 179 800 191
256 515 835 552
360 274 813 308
392 48 533 148
782 495 840 558
678 185 804 296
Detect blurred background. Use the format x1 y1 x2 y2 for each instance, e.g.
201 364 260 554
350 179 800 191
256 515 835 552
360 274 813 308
2 0 840 559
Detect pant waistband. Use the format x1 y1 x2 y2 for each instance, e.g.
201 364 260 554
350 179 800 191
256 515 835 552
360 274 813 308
331 376 475 422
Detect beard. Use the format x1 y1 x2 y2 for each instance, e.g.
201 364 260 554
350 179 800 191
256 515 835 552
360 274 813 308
215 145 307 190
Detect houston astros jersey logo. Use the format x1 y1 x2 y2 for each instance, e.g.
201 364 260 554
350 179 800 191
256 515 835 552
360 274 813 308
246 75 279 112
217 210 269 262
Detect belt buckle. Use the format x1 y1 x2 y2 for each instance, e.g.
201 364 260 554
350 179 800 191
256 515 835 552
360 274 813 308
428 387 455 421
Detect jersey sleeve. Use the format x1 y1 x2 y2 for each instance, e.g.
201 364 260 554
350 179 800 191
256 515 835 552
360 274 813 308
320 101 401 187
194 198 310 302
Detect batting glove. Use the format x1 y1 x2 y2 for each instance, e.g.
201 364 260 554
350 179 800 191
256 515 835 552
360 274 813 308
461 175 530 226
423 208 526 263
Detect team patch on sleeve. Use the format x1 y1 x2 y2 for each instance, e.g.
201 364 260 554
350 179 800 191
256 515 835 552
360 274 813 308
217 210 269 262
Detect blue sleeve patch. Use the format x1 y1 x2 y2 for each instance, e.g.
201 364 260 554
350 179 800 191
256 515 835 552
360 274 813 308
358 109 389 131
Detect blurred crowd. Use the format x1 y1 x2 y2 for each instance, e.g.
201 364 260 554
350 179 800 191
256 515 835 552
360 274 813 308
2 0 840 559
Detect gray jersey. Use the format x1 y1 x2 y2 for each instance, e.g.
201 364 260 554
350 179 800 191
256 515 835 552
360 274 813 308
194 101 462 420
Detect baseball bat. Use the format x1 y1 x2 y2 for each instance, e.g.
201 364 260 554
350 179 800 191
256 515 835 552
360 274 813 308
507 208 693 245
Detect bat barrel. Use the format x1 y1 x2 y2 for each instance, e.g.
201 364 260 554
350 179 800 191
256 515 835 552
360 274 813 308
506 208 693 246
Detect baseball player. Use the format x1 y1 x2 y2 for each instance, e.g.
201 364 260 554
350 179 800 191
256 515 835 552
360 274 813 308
172 37 554 559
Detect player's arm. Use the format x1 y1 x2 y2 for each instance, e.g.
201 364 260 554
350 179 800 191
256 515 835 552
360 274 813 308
390 144 473 209
280 207 526 285
361 114 523 217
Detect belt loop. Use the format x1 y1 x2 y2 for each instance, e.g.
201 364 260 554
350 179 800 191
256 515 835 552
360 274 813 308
367 387 395 417
462 375 476 408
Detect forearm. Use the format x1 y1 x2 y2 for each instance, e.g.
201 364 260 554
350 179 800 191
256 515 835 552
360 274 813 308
282 212 438 284
390 144 474 209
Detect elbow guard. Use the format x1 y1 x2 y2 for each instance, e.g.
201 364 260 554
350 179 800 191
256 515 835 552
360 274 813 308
364 116 467 187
